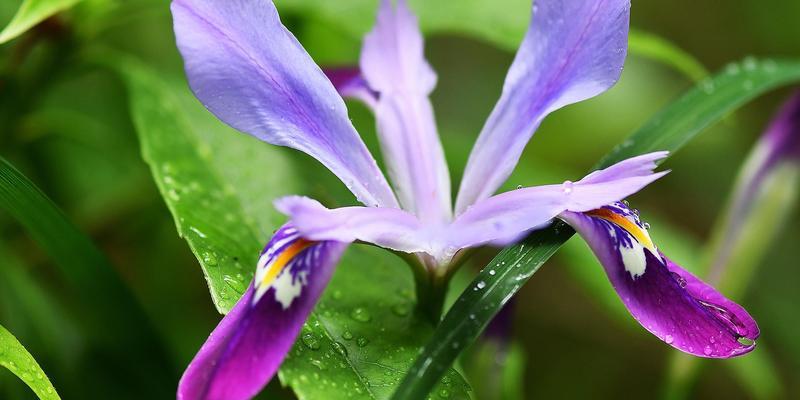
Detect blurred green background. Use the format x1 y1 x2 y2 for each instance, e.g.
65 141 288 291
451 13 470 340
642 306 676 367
1 0 798 399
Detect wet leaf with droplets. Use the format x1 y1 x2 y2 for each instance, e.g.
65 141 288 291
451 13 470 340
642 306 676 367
0 324 61 400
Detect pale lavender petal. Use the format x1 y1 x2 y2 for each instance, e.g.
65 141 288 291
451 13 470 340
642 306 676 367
360 0 452 222
171 0 396 208
456 0 631 213
560 203 759 358
446 153 667 249
275 196 432 255
324 66 378 109
178 225 347 400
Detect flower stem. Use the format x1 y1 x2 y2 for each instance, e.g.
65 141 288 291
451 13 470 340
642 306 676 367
413 271 449 324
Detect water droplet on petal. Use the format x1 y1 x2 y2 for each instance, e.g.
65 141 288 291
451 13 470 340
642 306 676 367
562 180 574 194
703 346 713 356
665 335 674 344
670 272 688 288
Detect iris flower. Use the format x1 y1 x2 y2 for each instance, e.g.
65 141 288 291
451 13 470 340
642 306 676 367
170 0 759 398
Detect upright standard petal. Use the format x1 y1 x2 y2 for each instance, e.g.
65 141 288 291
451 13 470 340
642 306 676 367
456 0 631 213
360 0 452 222
446 152 667 250
171 0 397 208
559 203 759 358
178 225 346 400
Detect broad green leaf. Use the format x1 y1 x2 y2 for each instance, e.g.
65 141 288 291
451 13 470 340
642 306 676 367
276 0 705 81
107 55 470 399
0 156 175 394
393 58 800 399
279 246 471 400
0 0 81 44
0 324 60 400
111 57 288 313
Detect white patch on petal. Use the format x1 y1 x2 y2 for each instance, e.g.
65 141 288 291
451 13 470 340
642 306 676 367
271 266 308 309
620 239 647 278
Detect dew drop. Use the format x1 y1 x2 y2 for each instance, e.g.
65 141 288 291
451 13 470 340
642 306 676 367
350 307 372 322
561 180 574 194
703 346 713 356
342 330 354 341
476 281 486 290
391 303 410 317
665 335 674 344
356 337 370 347
331 341 348 357
488 269 496 276
301 333 321 350
670 272 688 288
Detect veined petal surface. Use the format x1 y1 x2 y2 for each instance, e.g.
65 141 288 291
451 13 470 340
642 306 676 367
456 0 631 213
361 0 452 222
275 196 431 255
171 0 396 207
560 203 759 358
178 225 346 400
447 153 667 249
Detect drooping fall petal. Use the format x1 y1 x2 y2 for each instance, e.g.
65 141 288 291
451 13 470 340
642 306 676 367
178 225 346 400
560 203 759 358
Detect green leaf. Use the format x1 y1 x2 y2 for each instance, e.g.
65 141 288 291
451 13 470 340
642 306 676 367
0 0 81 44
0 324 61 400
276 0 705 81
109 56 288 313
599 58 800 168
107 54 470 399
0 156 175 393
279 246 471 400
392 58 800 399
627 30 708 82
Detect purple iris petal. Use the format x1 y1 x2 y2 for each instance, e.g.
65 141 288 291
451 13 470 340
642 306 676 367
178 225 346 400
560 204 759 358
446 152 668 250
171 0 397 208
456 0 631 214
324 66 378 109
360 0 452 222
275 196 430 255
